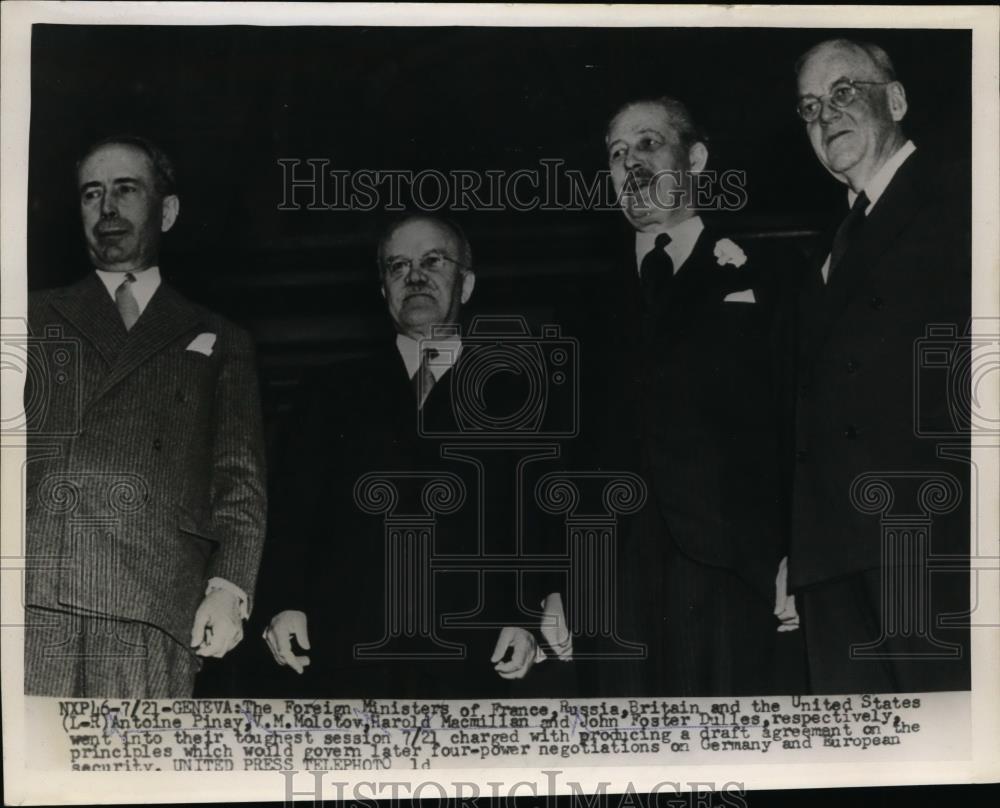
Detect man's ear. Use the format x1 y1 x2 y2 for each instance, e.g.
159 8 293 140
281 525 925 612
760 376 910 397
161 195 180 232
460 271 476 304
887 81 908 123
688 141 709 174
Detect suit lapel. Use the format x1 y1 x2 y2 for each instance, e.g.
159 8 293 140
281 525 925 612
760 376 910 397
806 150 925 356
49 273 128 367
673 225 715 287
89 282 202 405
658 227 724 332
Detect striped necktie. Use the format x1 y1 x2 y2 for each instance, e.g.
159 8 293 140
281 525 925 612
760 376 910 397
114 272 140 331
413 347 439 409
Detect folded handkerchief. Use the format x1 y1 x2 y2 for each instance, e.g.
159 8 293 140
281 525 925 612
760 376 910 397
186 332 217 356
723 289 756 304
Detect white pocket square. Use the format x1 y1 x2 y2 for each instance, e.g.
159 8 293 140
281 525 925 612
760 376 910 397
724 289 756 304
186 332 217 356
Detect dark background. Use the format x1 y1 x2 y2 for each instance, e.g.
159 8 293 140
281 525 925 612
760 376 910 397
29 24 971 414
21 18 982 762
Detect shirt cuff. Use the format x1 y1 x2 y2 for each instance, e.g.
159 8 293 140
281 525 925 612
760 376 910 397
206 577 249 620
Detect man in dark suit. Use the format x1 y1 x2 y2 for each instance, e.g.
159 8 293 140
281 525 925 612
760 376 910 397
260 214 569 697
789 39 970 693
24 136 267 698
575 97 793 695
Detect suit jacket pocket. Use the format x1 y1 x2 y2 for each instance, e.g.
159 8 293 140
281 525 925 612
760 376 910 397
178 509 219 546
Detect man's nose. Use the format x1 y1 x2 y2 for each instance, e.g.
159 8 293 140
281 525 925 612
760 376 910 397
623 148 643 170
818 97 842 124
404 264 428 284
99 193 118 218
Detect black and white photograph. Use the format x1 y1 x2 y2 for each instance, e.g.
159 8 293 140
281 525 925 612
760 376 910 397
1 2 997 803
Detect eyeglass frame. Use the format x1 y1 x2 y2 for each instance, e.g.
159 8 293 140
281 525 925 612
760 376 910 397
381 250 471 279
796 79 893 123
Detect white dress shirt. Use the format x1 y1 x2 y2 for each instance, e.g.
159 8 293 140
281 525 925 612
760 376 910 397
634 215 705 276
95 265 162 314
821 140 917 283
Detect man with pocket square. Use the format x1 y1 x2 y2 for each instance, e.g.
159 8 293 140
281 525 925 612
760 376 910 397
23 135 266 697
573 97 797 695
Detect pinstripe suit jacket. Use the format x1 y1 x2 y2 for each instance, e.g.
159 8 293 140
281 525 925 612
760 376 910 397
24 273 267 645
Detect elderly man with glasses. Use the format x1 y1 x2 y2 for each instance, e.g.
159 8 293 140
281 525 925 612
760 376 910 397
256 213 569 698
786 38 971 694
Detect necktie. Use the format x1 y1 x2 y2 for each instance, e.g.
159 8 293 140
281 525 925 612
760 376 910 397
413 347 439 410
639 233 674 306
114 272 140 331
828 191 870 280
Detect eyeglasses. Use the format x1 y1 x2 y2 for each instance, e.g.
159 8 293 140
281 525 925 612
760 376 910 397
796 80 892 123
383 252 466 278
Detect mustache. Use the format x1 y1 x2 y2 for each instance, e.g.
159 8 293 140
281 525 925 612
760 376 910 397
620 169 655 197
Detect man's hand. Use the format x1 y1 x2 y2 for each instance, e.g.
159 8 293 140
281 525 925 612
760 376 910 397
490 627 538 680
263 610 311 674
774 556 800 632
539 593 573 660
190 588 244 658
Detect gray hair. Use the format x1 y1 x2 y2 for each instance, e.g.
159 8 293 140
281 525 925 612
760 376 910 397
605 95 709 156
375 213 473 277
77 134 178 197
794 38 898 82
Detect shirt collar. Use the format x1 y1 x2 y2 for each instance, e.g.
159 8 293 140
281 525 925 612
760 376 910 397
634 215 705 274
95 266 162 315
396 331 463 382
849 140 916 214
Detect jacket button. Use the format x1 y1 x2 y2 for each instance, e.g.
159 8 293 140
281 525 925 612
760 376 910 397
153 438 163 451
870 296 885 310
846 359 860 373
796 449 810 462
176 389 186 403
843 425 858 439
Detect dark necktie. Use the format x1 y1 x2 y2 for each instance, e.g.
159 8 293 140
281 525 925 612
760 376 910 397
639 233 674 305
413 347 439 410
828 191 870 280
114 272 140 331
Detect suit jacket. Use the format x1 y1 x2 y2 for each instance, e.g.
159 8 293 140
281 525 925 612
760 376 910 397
256 339 563 698
790 149 971 589
25 273 267 645
578 222 793 601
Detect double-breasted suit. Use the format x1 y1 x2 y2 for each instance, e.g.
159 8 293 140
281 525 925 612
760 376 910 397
252 338 562 698
24 272 267 696
790 148 971 693
575 219 795 695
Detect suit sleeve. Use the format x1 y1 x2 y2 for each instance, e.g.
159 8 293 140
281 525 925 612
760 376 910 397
252 368 336 620
205 324 267 610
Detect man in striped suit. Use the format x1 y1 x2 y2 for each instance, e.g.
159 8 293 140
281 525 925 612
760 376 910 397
23 136 267 698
